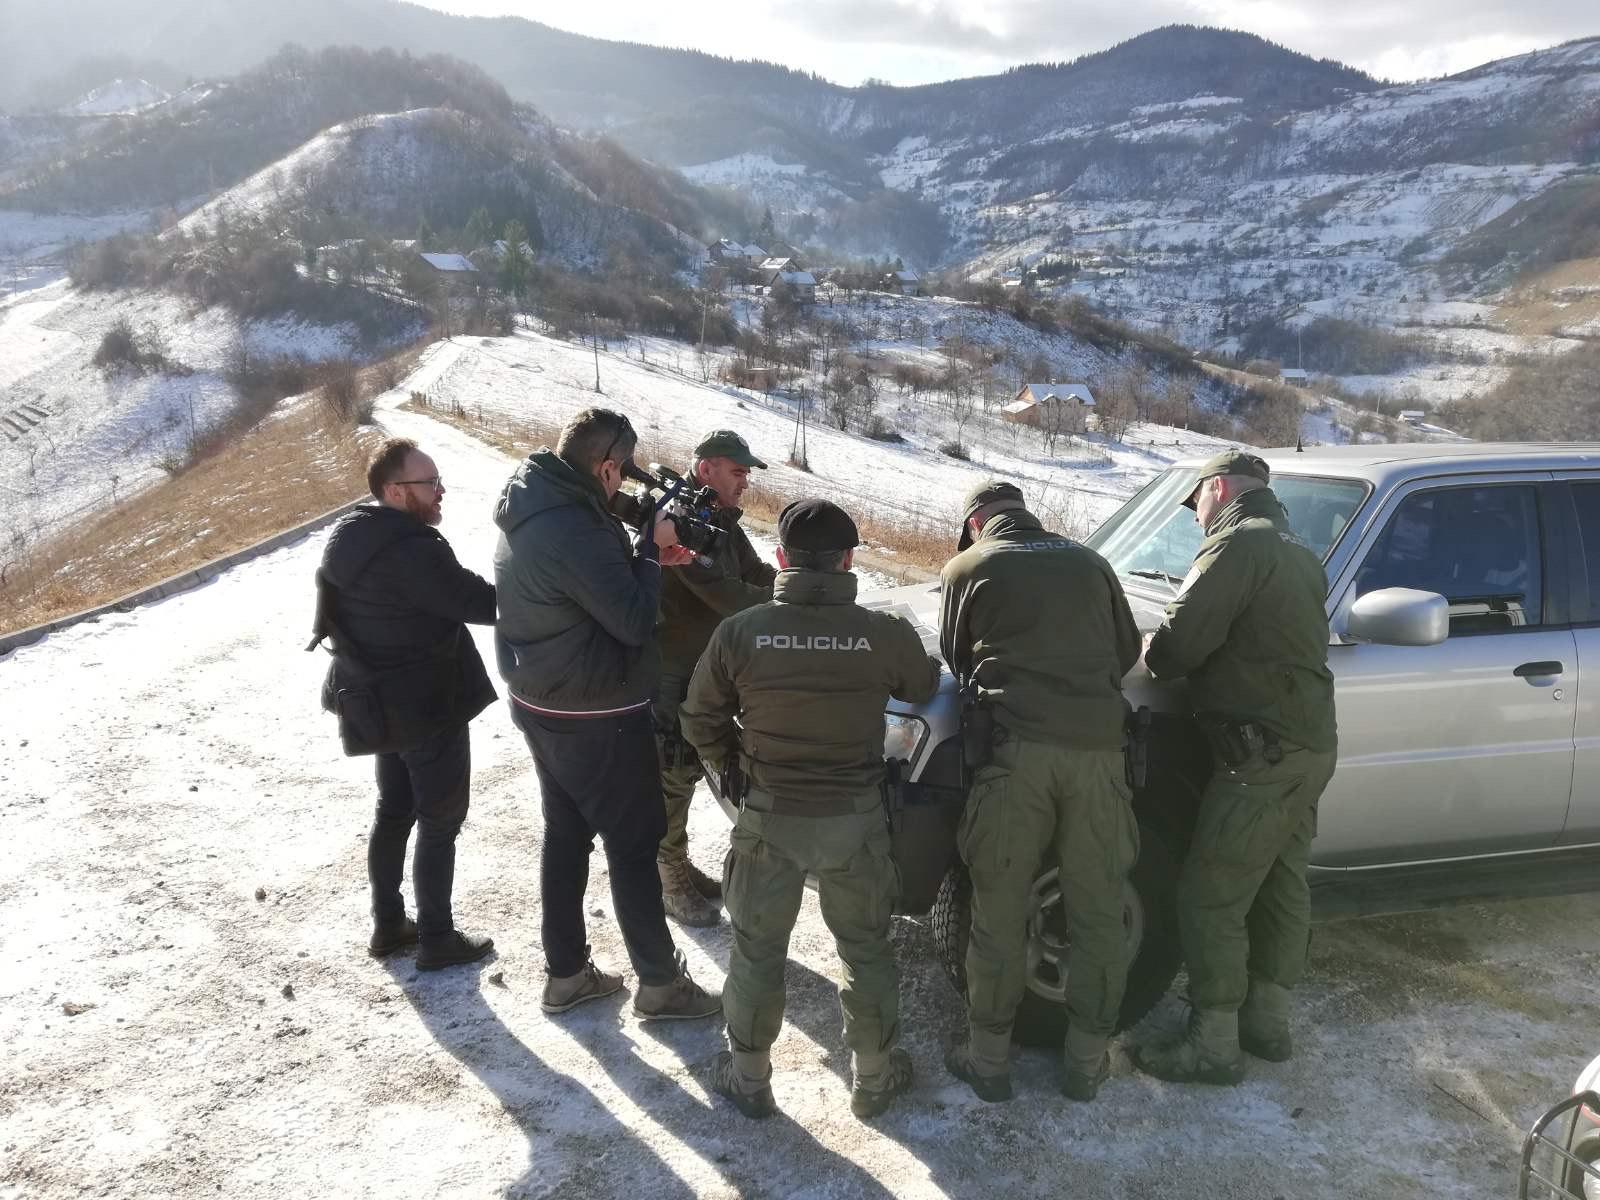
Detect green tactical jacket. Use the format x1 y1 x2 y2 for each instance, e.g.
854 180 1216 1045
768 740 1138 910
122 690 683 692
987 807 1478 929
1144 487 1337 753
681 568 941 814
657 507 777 678
939 510 1140 750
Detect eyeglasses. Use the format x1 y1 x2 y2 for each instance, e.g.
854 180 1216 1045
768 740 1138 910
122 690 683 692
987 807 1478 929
600 415 634 469
394 476 444 491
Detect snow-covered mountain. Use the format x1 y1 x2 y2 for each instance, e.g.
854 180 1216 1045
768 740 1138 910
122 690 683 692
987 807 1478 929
68 78 170 115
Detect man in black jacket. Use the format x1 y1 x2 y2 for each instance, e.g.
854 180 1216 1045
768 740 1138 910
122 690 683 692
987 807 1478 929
315 438 497 970
494 408 720 1022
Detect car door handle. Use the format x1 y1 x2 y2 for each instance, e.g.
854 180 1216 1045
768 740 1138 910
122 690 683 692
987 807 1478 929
1513 661 1564 679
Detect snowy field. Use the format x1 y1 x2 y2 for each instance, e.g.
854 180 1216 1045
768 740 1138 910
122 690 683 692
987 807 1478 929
2 383 1594 1199
422 324 1234 539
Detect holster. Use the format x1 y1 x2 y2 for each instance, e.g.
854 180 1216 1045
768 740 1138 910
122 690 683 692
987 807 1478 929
721 758 748 811
1124 705 1152 790
658 728 700 770
959 683 998 782
1198 715 1282 769
881 758 907 836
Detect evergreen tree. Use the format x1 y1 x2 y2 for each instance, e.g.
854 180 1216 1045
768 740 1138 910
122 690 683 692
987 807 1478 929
500 220 532 303
757 206 776 247
415 214 435 251
463 206 494 250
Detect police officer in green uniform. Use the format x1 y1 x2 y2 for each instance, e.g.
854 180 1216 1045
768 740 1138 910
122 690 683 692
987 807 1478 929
681 499 940 1120
1133 450 1337 1085
654 430 777 928
939 481 1142 1103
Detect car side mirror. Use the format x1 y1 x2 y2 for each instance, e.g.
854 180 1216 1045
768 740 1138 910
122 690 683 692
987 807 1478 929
1345 587 1448 646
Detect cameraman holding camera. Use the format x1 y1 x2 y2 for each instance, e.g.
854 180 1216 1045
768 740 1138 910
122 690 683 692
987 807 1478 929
493 408 720 1022
653 430 777 927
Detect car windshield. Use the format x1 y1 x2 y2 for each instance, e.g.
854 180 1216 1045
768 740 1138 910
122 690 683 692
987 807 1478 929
1086 469 1368 591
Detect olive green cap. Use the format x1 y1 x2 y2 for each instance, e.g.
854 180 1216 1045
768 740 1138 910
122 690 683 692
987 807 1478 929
958 479 1027 550
1182 450 1271 508
694 429 766 469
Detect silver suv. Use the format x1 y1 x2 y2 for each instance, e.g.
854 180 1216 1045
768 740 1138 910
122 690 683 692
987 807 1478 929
715 443 1600 1043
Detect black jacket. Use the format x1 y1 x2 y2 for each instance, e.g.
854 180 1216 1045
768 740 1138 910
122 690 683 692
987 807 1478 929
492 450 662 715
314 504 497 751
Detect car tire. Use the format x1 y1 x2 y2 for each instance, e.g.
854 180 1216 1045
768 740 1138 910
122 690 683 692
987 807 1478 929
1564 1129 1600 1200
929 816 1182 1046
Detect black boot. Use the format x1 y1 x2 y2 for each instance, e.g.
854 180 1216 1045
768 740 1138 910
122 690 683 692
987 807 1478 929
368 916 419 958
416 930 495 971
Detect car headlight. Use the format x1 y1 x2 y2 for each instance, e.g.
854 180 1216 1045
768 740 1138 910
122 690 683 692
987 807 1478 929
883 713 929 764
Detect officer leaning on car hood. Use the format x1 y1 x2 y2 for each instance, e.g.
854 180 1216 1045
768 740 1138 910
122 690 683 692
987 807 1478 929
1134 450 1338 1087
938 480 1142 1104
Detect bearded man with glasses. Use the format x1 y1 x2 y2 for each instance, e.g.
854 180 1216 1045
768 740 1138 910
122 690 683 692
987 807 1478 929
494 408 722 1022
310 437 499 970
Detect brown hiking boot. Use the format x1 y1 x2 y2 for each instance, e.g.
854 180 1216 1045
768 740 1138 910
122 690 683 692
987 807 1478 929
634 952 721 1022
1062 1028 1112 1103
542 960 624 1014
686 860 723 902
659 858 719 927
944 1040 1013 1103
852 1048 914 1118
706 1051 777 1120
1133 1008 1246 1086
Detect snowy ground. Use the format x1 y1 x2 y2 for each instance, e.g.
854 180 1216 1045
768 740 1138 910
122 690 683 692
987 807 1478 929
2 378 1594 1199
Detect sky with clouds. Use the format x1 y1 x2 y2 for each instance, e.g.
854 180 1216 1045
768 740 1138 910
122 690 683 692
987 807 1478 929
415 0 1595 86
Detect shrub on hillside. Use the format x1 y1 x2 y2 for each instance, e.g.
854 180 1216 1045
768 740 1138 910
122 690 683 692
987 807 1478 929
317 360 373 427
93 318 171 375
938 440 969 460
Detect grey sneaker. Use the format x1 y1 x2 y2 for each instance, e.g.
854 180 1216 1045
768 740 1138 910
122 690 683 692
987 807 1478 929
660 858 720 928
706 1051 777 1119
852 1048 914 1118
634 953 721 1022
542 961 624 1014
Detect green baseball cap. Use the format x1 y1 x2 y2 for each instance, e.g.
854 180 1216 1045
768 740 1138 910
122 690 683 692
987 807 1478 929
694 429 766 469
1182 450 1270 508
957 479 1026 550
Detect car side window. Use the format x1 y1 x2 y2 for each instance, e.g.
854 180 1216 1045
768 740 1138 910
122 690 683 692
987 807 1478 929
1355 485 1543 633
1568 483 1600 621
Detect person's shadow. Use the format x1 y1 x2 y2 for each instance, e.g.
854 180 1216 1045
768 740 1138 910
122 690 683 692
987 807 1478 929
382 953 703 1199
385 951 902 1199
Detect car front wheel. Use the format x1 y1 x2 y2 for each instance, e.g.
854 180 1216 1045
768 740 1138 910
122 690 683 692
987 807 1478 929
928 816 1181 1045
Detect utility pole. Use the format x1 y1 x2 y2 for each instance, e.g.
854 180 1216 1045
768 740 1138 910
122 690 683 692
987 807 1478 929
590 312 601 394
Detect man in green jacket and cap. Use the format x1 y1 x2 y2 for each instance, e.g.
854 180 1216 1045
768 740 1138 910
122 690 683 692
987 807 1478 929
682 499 941 1121
654 429 776 928
1134 450 1337 1086
939 480 1143 1103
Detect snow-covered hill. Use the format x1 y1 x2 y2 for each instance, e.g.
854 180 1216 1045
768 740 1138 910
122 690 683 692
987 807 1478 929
0 282 392 550
68 78 171 115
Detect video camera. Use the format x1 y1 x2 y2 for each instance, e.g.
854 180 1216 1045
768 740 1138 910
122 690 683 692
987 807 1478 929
609 462 727 566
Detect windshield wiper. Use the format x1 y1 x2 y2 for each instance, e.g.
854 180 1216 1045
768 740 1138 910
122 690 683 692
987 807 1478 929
1128 569 1183 587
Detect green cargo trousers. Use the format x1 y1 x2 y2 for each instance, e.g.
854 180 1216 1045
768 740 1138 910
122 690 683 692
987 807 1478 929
1179 743 1338 1011
722 796 901 1063
651 674 702 863
961 737 1137 1043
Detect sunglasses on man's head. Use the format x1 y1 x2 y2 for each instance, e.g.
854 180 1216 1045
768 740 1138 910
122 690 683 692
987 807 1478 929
600 415 634 468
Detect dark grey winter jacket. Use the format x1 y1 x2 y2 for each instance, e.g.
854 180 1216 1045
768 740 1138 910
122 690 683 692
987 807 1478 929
492 449 663 716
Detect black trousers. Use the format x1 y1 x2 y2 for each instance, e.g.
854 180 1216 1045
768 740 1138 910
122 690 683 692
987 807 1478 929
370 723 471 942
511 703 678 986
